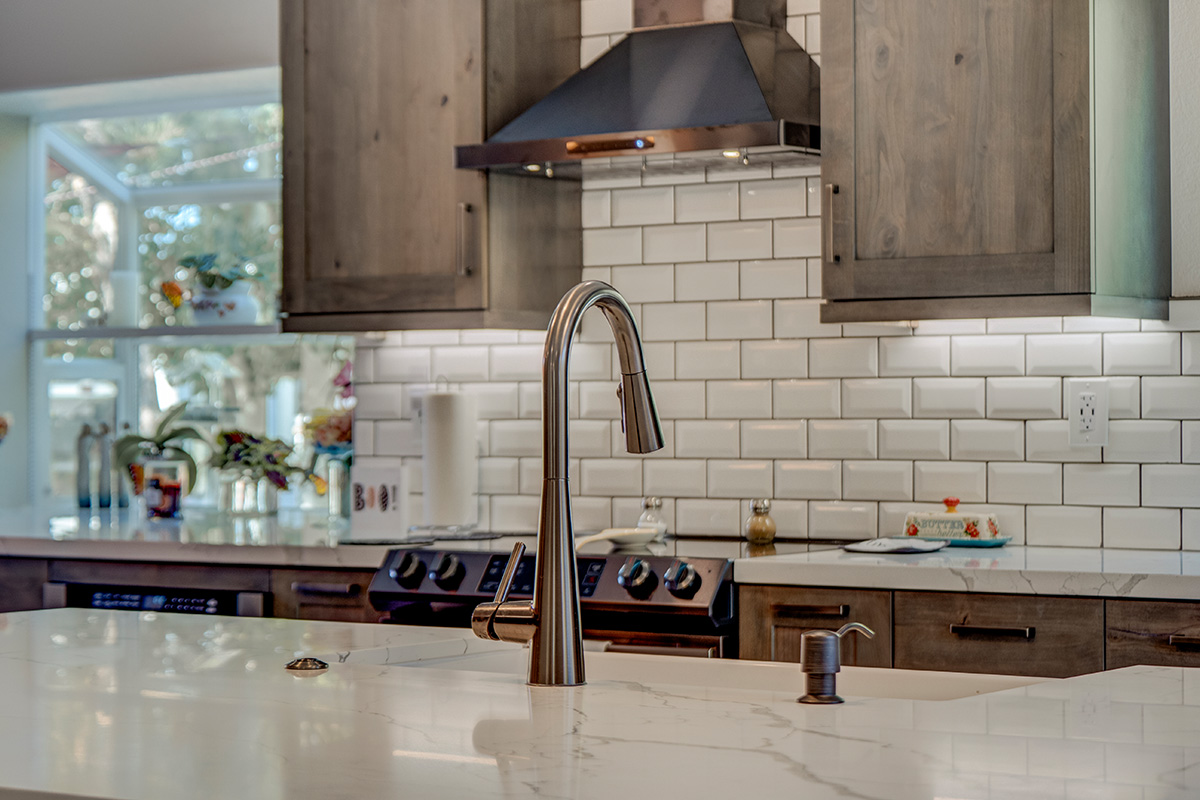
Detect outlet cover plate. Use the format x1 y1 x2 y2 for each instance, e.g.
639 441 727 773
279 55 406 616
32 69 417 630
1066 377 1109 447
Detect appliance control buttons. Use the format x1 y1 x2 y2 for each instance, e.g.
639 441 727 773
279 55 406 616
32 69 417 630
664 559 701 599
390 552 427 590
428 553 466 591
617 557 658 600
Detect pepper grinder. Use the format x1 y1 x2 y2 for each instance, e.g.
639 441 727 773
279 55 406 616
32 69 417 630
744 498 776 545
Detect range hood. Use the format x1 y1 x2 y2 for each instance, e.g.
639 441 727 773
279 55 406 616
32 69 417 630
456 0 820 179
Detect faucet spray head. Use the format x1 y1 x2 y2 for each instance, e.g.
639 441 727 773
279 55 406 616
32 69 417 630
618 371 664 454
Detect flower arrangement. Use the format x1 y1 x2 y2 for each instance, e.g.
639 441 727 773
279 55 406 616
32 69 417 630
305 409 353 455
210 430 303 490
113 402 203 492
179 253 254 290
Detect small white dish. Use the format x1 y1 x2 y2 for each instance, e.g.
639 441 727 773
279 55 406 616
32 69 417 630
575 527 662 549
843 537 949 554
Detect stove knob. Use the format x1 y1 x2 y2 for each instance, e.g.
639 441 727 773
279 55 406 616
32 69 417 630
428 553 466 591
617 557 658 600
664 559 701 599
389 552 427 590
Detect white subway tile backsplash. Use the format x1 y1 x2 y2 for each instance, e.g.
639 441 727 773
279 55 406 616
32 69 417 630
1141 465 1200 508
375 347 430 383
491 495 540 533
490 420 542 457
402 330 460 346
373 420 421 457
773 217 821 258
986 317 1063 334
460 382 520 420
674 183 739 223
741 420 805 458
708 220 773 261
740 259 809 300
1185 333 1200 375
580 459 642 496
675 261 739 301
774 379 840 418
741 340 807 379
579 381 621 419
355 383 407 420
1106 376 1141 418
649 380 707 419
479 457 520 495
641 342 675 381
776 460 840 499
988 463 1061 505
1025 333 1102 376
913 319 987 336
641 302 705 341
806 258 821 297
808 420 877 459
676 341 740 379
879 336 950 377
1027 506 1101 547
761 499 807 537
675 499 740 536
1025 420 1102 463
610 186 673 226
1061 316 1141 333
354 420 375 456
488 345 542 381
775 299 841 338
430 346 489 382
644 223 706 264
1185 422 1200 464
878 420 950 460
707 460 772 498
707 380 772 418
841 379 912 419
951 335 1025 376
610 264 674 303
741 178 806 219
1063 463 1139 507
1142 377 1200 419
914 461 987 502
1103 332 1181 375
583 226 642 266
674 420 739 457
809 502 877 539
1104 507 1180 549
843 461 912 501
951 420 1025 461
809 338 878 378
581 0 631 35
707 300 773 340
643 459 706 498
1186 509 1200 551
913 378 986 418
570 420 613 459
1105 421 1181 463
986 377 1062 419
572 497 614 532
581 189 611 228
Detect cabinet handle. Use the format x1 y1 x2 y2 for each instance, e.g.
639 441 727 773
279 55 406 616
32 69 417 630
456 202 474 277
1168 635 1200 649
823 183 840 264
291 582 362 599
772 603 849 619
949 623 1035 640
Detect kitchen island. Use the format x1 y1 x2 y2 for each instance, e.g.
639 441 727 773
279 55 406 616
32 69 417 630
1 609 1197 799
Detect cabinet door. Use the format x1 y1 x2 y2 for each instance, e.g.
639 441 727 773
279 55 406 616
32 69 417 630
739 586 892 667
272 569 382 624
0 559 49 613
282 0 487 317
894 591 1102 678
820 0 1089 301
1107 599 1200 669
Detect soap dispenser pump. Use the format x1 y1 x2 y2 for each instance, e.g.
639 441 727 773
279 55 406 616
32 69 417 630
797 622 875 705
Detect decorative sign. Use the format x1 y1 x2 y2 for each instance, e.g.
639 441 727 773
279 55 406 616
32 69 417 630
348 465 410 538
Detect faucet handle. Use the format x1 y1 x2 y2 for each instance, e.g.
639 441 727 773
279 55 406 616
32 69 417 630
492 542 526 603
835 622 874 640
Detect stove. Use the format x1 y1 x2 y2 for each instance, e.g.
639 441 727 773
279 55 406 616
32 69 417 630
368 536 834 658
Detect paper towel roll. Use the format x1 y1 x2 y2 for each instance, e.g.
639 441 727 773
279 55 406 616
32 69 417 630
421 391 478 527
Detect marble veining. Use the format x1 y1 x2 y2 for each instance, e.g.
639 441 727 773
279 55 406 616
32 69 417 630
736 545 1200 600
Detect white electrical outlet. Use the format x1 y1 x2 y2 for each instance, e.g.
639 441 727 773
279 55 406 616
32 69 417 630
1066 378 1109 446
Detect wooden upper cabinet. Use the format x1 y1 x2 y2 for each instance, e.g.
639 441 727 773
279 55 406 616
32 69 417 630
281 0 581 331
819 0 1171 323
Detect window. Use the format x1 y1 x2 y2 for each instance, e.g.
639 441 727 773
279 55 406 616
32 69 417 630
32 100 353 513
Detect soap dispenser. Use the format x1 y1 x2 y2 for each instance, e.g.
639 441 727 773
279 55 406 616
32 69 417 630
797 623 875 705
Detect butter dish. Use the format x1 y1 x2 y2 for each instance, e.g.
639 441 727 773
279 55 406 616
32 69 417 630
903 497 1007 546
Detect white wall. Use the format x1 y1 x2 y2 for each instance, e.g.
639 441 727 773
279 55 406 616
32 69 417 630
0 117 31 507
0 0 278 93
1171 0 1200 296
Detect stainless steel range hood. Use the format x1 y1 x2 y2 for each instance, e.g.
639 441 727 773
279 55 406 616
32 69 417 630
456 0 819 179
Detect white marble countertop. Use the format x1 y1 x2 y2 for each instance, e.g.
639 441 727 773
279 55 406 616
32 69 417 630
2 609 1200 799
735 544 1200 599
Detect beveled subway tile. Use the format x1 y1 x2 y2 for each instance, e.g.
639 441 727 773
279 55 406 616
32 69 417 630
675 261 739 301
708 220 773 261
674 420 739 458
879 336 950 377
912 378 985 418
774 379 840 418
707 381 772 418
1025 333 1102 376
951 335 1024 376
741 420 805 458
841 379 912 418
1104 332 1181 375
807 419 877 459
809 338 878 378
1026 505 1101 547
988 463 1061 505
675 341 740 380
809 502 878 539
741 340 807 379
843 461 912 501
674 182 739 223
878 420 950 460
740 259 809 300
914 461 986 502
1063 463 1139 506
610 186 673 226
643 223 706 264
951 420 1025 461
1104 507 1180 549
775 460 841 500
707 300 773 340
740 178 806 219
706 460 773 498
986 377 1061 419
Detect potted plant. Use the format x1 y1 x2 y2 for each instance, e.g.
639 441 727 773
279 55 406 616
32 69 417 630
112 402 204 517
178 253 262 325
210 430 305 515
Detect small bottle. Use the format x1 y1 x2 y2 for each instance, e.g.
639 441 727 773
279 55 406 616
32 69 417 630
637 496 667 535
95 423 113 509
76 424 94 509
744 498 776 545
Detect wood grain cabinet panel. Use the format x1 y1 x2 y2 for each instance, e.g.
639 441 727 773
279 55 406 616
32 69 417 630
894 591 1103 678
272 569 382 624
1107 599 1200 669
819 0 1171 322
0 559 49 613
739 585 892 667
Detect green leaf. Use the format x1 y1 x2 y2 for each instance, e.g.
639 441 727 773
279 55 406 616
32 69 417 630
157 426 207 447
113 437 148 471
161 447 199 493
153 402 188 440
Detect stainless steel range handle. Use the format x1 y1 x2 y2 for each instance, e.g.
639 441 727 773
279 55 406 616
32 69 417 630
291 582 362 599
456 202 474 277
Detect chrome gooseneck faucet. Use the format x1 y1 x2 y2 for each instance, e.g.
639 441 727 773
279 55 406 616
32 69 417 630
472 281 664 686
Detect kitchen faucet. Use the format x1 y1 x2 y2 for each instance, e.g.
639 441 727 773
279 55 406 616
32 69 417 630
472 281 664 686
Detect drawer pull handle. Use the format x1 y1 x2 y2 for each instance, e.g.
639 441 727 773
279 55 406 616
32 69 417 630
823 183 840 263
456 202 474 277
291 582 362 599
950 623 1035 639
1168 635 1200 649
773 604 850 619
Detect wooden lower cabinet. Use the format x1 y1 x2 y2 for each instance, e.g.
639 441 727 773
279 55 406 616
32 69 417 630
738 585 892 667
0 558 49 612
271 569 381 624
1107 599 1200 669
894 591 1104 678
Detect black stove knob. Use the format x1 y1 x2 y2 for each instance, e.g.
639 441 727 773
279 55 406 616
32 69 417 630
617 557 658 600
389 552 426 590
664 559 701 599
428 553 466 591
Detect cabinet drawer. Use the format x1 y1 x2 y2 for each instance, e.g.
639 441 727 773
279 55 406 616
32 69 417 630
271 569 381 624
739 586 891 667
1107 599 1200 669
894 592 1103 678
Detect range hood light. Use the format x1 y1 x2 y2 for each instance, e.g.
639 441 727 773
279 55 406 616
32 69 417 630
721 149 741 159
544 163 555 178
524 163 542 173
